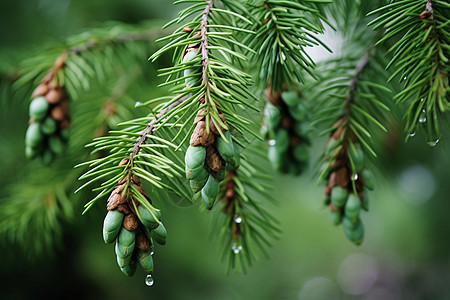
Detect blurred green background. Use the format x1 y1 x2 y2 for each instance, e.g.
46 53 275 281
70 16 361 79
1 1 450 299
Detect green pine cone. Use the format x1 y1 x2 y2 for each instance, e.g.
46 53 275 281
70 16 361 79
116 253 131 268
362 192 369 211
49 135 64 155
189 175 208 193
330 186 348 208
185 145 206 171
291 101 308 122
215 167 226 182
268 146 283 171
119 261 137 277
25 144 39 159
345 193 361 221
41 117 57 135
362 169 374 190
39 149 54 166
201 174 219 210
342 216 358 230
116 227 136 258
137 205 161 230
292 144 308 163
182 49 199 88
60 128 70 140
343 217 364 245
151 222 167 245
274 129 289 152
137 249 154 273
349 145 364 173
281 91 300 107
29 96 49 121
182 48 198 64
185 163 208 181
293 122 310 138
215 131 237 168
330 210 342 225
26 122 43 147
264 103 281 131
103 210 124 244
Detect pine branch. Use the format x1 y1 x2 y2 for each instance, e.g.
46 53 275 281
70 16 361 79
368 0 450 143
0 167 77 261
310 17 392 244
245 0 332 91
15 22 165 100
244 0 331 175
211 147 280 273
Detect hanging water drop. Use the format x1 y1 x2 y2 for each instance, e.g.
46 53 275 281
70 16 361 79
232 242 241 254
150 245 155 256
419 110 427 123
353 174 359 181
268 139 276 146
409 131 416 137
234 215 242 224
145 274 154 287
403 76 407 81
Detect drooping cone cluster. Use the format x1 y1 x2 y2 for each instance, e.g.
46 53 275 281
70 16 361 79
102 158 166 277
25 55 70 165
185 112 239 210
262 87 310 175
182 32 239 210
321 120 374 245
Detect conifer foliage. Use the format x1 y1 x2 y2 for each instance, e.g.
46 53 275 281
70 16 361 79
4 0 449 284
369 0 449 143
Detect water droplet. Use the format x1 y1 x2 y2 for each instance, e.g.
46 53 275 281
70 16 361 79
403 77 407 81
234 215 242 224
353 174 359 181
135 101 142 107
145 274 154 287
409 132 416 137
268 139 276 146
150 245 155 256
420 98 424 102
419 110 427 123
232 242 242 254
428 139 439 147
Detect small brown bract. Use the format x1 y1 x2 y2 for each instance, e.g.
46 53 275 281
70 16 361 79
206 146 223 172
190 121 210 146
136 233 150 251
32 84 48 98
117 203 131 214
107 193 122 211
45 88 63 104
123 213 139 231
119 158 129 166
335 167 349 188
194 108 207 124
50 106 65 121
